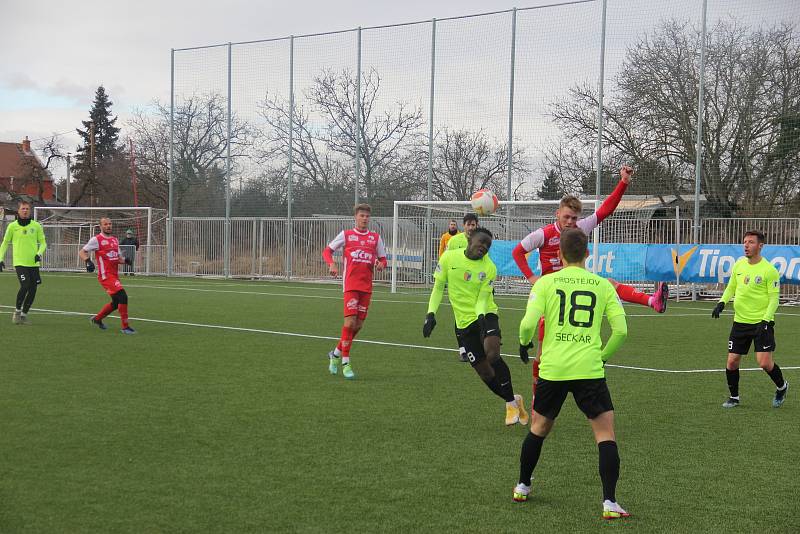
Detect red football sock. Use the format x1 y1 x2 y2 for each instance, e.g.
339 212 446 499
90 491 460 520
118 304 129 329
339 326 355 358
95 302 115 321
615 283 652 307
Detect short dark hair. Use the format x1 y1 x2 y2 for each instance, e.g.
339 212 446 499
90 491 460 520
354 203 371 215
471 227 493 240
560 228 588 263
17 200 32 208
463 213 479 224
448 219 457 224
744 230 765 243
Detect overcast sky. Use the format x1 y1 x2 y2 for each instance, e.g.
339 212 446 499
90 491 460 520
1 0 531 159
1 0 794 185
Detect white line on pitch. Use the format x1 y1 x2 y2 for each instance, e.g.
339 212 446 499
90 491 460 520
3 305 798 374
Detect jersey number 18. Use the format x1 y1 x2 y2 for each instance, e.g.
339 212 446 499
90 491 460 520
555 289 597 328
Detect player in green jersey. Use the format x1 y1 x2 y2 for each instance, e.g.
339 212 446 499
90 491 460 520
711 230 788 408
424 228 529 426
445 213 478 252
0 200 47 325
512 228 630 520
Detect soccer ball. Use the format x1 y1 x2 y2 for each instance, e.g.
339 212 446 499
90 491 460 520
470 189 499 216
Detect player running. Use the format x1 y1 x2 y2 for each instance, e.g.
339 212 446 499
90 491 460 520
512 166 667 396
0 200 47 325
79 217 135 334
424 228 529 426
512 228 629 520
711 230 788 408
322 203 387 379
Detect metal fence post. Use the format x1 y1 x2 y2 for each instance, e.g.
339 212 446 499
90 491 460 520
167 48 175 277
424 18 436 286
693 0 708 301
355 27 362 206
224 42 233 278
506 8 517 205
286 35 294 280
592 0 608 273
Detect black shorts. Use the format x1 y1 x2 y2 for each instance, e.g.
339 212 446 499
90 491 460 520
15 266 41 287
454 314 501 367
729 321 776 355
533 378 614 420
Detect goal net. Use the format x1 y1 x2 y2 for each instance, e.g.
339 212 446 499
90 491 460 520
33 206 168 274
390 200 680 295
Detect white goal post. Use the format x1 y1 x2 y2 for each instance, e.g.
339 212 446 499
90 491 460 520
33 206 165 274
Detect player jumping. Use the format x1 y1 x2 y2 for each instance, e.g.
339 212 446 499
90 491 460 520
79 217 135 334
512 166 667 397
322 203 387 379
424 228 529 426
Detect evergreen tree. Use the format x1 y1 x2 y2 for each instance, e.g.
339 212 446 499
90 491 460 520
538 169 563 200
72 85 122 205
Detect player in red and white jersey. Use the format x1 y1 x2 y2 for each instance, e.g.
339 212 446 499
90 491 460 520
322 203 387 379
79 217 135 334
512 166 668 395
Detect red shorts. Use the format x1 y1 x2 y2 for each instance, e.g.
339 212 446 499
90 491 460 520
537 317 546 342
343 290 372 320
100 276 123 296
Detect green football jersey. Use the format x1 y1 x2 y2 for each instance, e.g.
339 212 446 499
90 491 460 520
446 232 468 251
0 220 47 267
444 231 498 312
433 249 499 329
720 258 780 324
522 266 625 380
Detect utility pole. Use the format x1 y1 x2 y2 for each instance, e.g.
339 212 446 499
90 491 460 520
89 121 96 207
65 153 71 205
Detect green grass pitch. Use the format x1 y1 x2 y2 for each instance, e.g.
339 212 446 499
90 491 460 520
1 273 798 533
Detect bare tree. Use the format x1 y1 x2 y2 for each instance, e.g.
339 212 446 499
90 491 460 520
255 67 426 214
429 127 528 201
546 19 800 216
11 136 65 203
128 93 253 215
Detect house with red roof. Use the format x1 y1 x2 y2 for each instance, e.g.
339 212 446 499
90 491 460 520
0 137 56 202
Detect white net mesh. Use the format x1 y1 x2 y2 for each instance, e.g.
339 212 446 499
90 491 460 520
34 207 167 274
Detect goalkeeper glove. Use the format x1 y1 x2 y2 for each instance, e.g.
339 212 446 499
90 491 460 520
711 302 725 319
34 254 41 263
422 312 436 338
519 341 533 364
85 259 95 273
0 260 4 272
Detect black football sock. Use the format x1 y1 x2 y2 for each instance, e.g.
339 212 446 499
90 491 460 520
519 432 545 486
22 284 37 314
766 364 785 389
16 286 26 310
598 440 620 503
726 368 740 398
490 358 515 402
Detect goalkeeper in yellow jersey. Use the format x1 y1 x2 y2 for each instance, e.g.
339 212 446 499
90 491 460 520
512 228 630 520
711 230 787 409
424 227 529 426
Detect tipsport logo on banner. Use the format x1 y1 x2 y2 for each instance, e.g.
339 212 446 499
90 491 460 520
488 240 800 285
646 244 800 284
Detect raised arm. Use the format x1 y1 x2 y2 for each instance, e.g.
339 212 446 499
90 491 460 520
513 228 545 283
